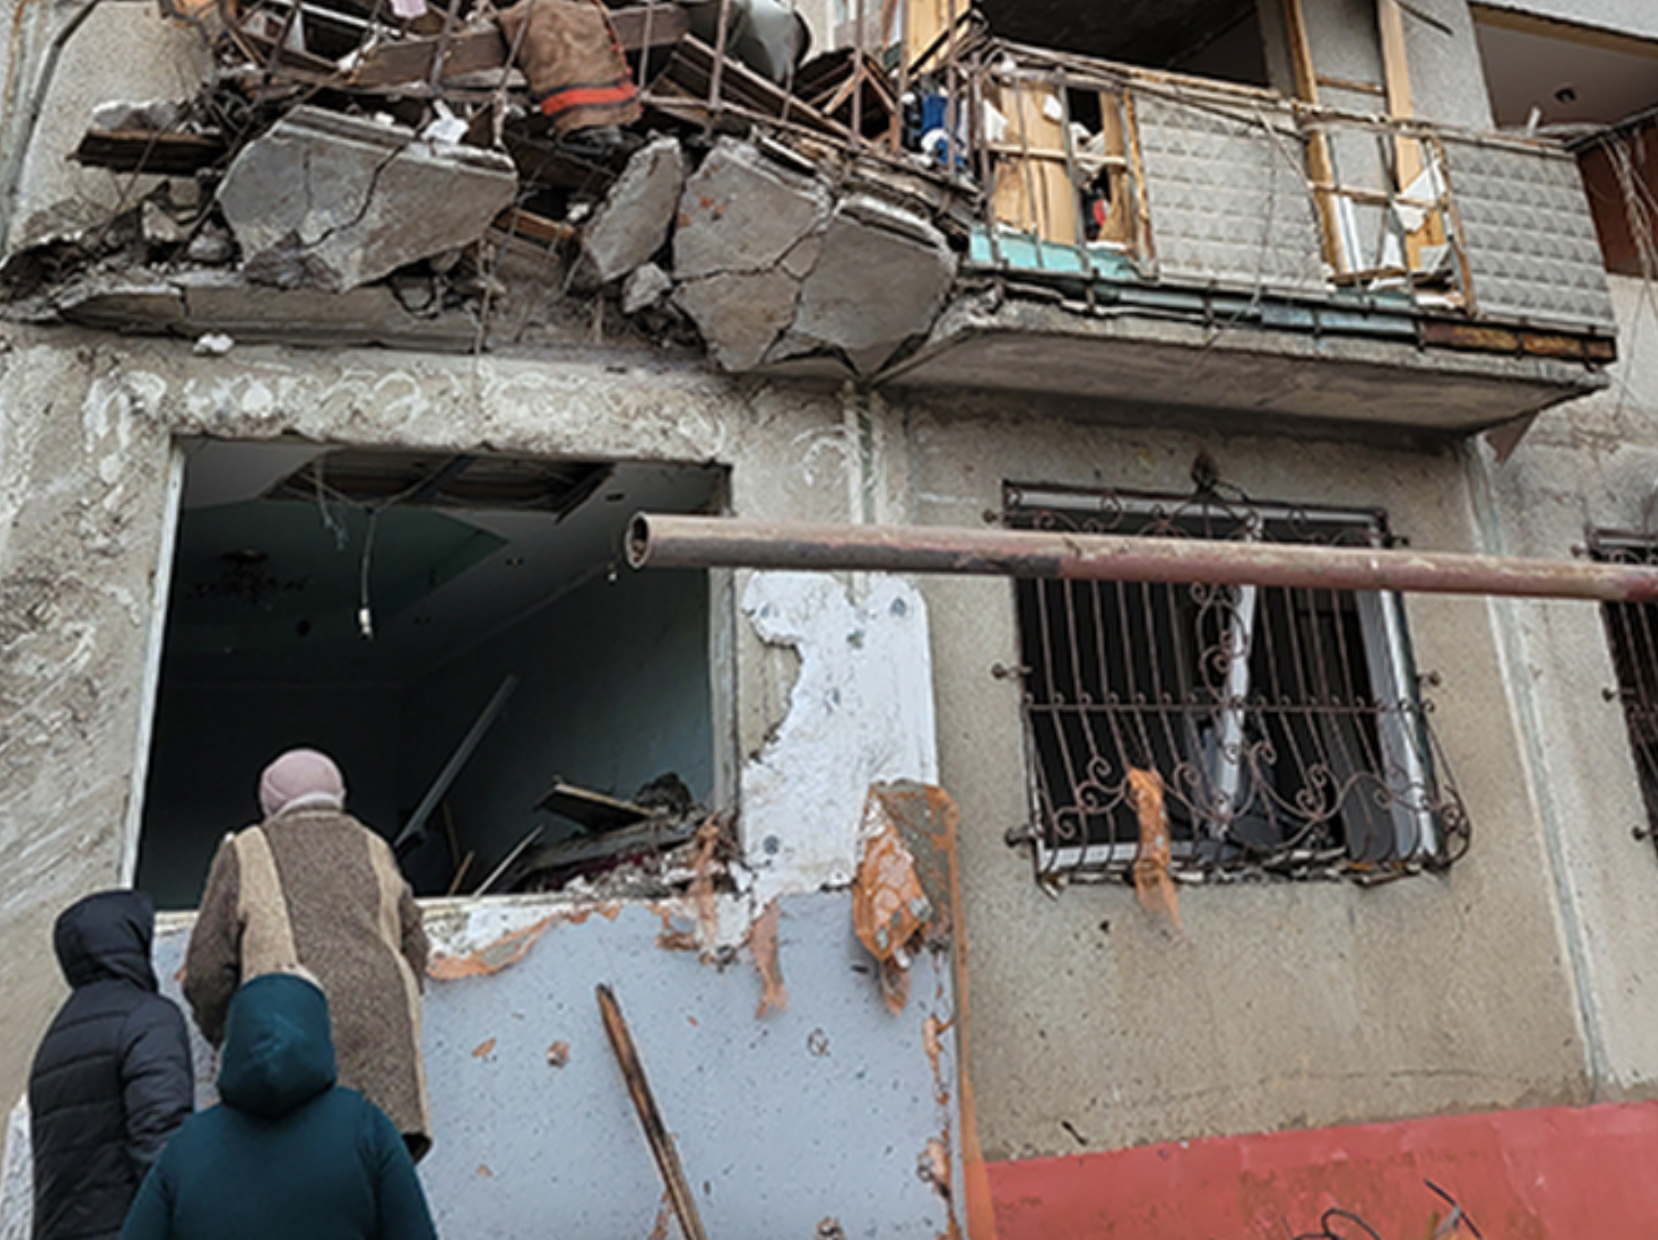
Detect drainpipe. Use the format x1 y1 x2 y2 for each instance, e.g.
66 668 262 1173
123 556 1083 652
0 0 103 252
627 513 1658 603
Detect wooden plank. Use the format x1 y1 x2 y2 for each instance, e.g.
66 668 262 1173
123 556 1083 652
596 985 710 1240
903 0 949 70
1378 0 1448 259
989 76 1076 245
72 129 227 173
1316 73 1386 97
491 206 576 246
1095 93 1132 247
534 779 654 833
349 25 506 87
1279 0 1346 273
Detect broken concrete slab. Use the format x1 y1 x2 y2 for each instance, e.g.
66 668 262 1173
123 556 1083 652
622 262 672 314
217 106 517 292
582 136 685 284
49 270 481 350
674 268 799 371
673 138 831 280
784 194 956 375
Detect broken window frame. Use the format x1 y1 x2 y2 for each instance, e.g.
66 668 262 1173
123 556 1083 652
1006 482 1467 885
122 438 739 905
1588 529 1658 847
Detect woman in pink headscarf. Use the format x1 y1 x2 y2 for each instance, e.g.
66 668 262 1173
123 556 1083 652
182 748 433 1159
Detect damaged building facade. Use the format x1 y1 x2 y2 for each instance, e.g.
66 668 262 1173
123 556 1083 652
3 0 1658 1234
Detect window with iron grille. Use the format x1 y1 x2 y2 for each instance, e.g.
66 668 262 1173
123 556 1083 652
1007 483 1467 883
1589 531 1658 840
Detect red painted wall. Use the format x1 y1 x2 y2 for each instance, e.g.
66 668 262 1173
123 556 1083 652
986 1100 1658 1239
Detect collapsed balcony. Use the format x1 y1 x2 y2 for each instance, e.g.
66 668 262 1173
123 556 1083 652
0 0 1619 434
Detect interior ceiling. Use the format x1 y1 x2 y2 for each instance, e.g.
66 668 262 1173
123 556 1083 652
1474 19 1658 130
976 0 1256 64
169 441 722 686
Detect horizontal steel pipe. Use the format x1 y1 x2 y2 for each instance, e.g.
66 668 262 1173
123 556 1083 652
627 514 1658 604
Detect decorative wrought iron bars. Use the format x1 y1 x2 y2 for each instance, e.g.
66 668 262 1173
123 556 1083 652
1006 483 1468 883
1589 530 1658 848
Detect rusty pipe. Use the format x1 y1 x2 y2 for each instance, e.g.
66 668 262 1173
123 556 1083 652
627 514 1658 604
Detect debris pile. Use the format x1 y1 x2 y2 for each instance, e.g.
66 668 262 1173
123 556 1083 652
506 773 737 900
2 0 974 372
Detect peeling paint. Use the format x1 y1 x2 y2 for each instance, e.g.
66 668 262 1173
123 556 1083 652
651 906 699 952
750 898 788 1017
428 915 556 980
424 899 625 980
740 572 938 902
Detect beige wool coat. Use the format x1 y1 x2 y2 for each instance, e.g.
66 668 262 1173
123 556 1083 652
182 807 433 1158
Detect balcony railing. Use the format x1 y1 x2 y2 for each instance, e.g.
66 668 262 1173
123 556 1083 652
936 39 1616 344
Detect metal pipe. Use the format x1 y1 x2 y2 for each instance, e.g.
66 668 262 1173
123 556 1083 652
627 514 1658 604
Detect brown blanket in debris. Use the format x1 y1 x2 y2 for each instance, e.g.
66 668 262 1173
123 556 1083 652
496 0 641 135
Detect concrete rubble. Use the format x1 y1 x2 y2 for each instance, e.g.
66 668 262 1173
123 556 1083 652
0 0 972 379
581 136 686 285
218 107 518 293
670 139 956 374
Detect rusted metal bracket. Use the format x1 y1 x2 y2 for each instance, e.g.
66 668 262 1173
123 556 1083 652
596 983 710 1240
626 513 1658 604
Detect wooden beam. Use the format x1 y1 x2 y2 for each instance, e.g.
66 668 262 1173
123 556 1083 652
1279 0 1346 273
596 985 709 1240
72 129 227 173
1377 0 1446 259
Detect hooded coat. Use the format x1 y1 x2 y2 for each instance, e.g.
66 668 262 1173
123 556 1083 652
119 973 437 1240
29 890 194 1240
182 806 432 1157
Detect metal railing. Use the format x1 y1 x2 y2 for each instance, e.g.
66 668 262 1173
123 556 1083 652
934 40 1615 334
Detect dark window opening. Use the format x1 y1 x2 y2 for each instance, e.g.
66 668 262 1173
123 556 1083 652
1008 483 1467 882
1590 531 1658 839
978 0 1268 88
138 440 724 908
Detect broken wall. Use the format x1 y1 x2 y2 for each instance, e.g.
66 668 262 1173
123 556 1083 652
0 323 900 1119
145 894 963 1239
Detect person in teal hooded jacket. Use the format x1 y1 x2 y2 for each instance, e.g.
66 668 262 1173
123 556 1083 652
119 973 437 1240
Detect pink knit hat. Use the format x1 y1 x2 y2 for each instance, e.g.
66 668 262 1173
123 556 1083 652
259 748 346 818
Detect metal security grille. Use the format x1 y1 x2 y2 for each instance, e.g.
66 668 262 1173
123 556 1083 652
1007 484 1467 883
1590 532 1658 844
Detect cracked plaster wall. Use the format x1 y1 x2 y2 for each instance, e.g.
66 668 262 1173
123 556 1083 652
0 326 910 1124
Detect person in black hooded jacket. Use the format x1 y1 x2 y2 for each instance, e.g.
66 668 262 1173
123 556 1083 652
28 889 194 1240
